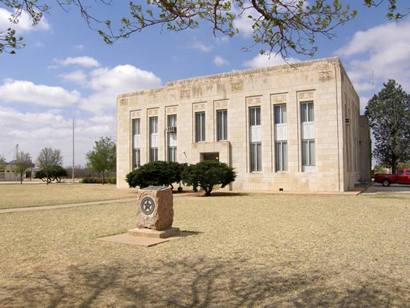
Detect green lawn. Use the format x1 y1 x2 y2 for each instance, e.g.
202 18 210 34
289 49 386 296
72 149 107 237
0 193 409 306
0 183 137 209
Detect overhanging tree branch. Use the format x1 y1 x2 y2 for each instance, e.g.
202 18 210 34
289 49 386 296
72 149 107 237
0 0 407 55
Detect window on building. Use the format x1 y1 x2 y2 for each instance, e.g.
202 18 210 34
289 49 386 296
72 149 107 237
274 104 287 124
301 102 315 170
149 116 158 162
249 106 262 172
274 104 287 171
301 101 314 122
132 118 141 168
167 114 177 162
275 141 287 171
302 140 315 166
216 109 227 141
195 111 205 142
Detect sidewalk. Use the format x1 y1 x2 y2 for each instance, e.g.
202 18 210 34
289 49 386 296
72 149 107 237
0 198 136 214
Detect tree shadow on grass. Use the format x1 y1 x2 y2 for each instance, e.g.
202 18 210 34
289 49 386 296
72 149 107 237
208 192 250 197
1 257 408 307
183 192 250 198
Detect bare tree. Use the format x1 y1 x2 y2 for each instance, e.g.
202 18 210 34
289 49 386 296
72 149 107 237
15 151 32 184
37 147 63 185
0 154 6 171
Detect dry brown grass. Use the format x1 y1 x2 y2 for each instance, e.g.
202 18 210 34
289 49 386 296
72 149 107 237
0 193 409 306
0 183 137 209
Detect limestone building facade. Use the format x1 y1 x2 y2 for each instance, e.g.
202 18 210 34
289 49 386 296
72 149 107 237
117 57 371 192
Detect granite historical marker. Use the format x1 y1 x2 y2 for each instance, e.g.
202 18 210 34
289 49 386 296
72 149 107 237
129 186 179 239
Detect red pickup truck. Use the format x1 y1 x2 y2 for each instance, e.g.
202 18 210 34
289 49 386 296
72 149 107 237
374 169 410 186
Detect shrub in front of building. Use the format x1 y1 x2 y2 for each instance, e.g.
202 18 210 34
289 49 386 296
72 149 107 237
81 177 101 184
181 164 200 192
182 160 236 196
126 161 185 189
81 176 116 184
35 166 68 184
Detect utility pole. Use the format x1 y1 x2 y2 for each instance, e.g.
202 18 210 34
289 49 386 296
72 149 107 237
72 116 75 184
15 144 19 182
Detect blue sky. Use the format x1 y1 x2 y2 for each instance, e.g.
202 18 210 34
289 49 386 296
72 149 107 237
0 1 409 166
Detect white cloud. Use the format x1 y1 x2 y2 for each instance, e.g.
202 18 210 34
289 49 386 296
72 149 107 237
360 96 370 115
0 63 151 112
0 80 80 108
336 21 410 92
81 64 162 113
213 55 229 66
0 60 162 165
191 41 213 53
233 9 256 37
244 52 299 68
0 8 49 33
59 70 87 84
0 106 115 166
55 56 100 68
88 65 160 91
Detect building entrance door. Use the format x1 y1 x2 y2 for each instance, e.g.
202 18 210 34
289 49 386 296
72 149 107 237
200 152 219 161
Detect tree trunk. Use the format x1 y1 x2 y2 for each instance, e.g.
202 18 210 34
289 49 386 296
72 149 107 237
204 186 212 196
102 172 105 185
20 172 23 184
392 157 398 174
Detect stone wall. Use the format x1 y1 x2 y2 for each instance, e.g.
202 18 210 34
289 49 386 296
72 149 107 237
117 57 369 192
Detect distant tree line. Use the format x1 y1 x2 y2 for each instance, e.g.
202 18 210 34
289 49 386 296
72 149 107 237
0 136 116 185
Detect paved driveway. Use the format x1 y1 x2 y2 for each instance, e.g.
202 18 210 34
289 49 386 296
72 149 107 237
364 183 410 194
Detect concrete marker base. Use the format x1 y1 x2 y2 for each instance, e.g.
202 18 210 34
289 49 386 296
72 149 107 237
128 227 180 238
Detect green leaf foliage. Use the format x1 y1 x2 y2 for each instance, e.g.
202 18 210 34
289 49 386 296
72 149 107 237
181 160 236 196
0 154 6 171
126 161 186 189
0 1 406 56
35 165 68 184
86 137 116 184
365 80 410 174
36 147 63 185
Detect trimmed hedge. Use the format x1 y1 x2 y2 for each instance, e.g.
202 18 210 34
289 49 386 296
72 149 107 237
126 160 236 196
181 160 236 196
126 161 186 189
35 166 68 184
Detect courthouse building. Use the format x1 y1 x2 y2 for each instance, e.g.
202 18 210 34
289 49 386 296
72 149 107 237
117 57 371 192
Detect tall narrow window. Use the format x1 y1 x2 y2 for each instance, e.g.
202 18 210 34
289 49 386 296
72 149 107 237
301 101 314 122
195 111 205 142
301 101 315 170
216 109 228 141
302 140 315 166
149 116 158 162
249 106 262 172
132 118 141 169
274 104 287 171
167 114 177 162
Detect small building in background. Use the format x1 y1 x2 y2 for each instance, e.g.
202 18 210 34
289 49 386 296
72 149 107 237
0 161 36 182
